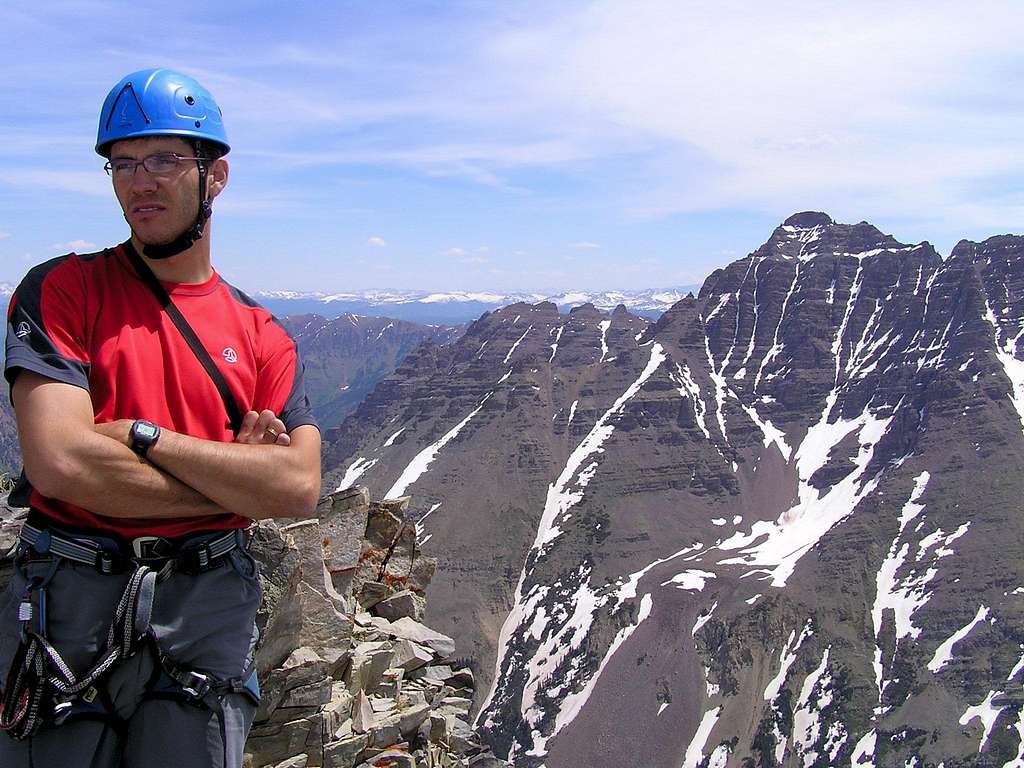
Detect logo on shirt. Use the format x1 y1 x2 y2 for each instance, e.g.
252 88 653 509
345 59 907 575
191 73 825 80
15 322 30 339
222 347 238 364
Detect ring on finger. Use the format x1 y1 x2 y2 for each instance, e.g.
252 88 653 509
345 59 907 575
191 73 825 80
266 427 279 439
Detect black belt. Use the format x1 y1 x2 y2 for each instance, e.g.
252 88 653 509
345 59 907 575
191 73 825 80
18 523 244 575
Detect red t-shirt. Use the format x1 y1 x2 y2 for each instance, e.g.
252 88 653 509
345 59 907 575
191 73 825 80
4 243 318 538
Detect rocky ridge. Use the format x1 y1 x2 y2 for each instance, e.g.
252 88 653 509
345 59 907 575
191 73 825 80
331 213 1024 766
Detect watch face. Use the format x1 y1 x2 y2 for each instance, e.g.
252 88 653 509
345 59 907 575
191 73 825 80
136 423 159 440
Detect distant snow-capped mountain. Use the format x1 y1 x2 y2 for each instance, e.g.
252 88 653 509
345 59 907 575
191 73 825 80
251 287 696 323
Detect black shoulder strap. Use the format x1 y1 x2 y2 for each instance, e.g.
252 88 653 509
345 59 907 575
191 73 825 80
122 241 244 435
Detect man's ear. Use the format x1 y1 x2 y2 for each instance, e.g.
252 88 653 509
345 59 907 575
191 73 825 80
207 157 229 201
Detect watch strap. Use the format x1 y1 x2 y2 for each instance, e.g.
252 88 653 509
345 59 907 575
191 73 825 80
130 420 160 458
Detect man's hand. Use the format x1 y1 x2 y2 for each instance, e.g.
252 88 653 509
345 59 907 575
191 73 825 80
236 409 290 446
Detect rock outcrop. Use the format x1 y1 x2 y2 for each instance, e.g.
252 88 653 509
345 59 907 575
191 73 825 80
246 486 506 768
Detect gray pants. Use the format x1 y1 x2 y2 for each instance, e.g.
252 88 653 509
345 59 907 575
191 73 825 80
0 543 261 768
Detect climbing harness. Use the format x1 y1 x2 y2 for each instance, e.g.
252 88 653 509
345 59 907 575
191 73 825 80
0 562 155 739
0 522 254 741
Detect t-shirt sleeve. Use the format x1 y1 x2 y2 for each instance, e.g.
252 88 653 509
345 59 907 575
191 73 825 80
5 256 91 395
254 315 319 433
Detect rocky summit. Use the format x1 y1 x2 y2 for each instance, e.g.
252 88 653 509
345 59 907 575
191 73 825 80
329 214 1024 766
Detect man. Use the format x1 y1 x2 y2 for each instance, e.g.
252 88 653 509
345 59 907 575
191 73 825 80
0 68 321 767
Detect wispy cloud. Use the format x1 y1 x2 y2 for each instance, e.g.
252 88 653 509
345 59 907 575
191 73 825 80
488 0 1024 222
367 236 387 247
442 246 489 264
0 231 10 241
1 170 109 197
51 239 96 251
3 1 1022 291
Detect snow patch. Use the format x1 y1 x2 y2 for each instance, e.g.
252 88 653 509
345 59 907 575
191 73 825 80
983 299 1024 435
503 325 533 365
567 399 578 427
692 601 718 636
704 293 730 324
337 456 378 491
764 622 813 701
1008 645 1024 681
382 428 406 448
598 319 611 362
549 324 564 362
928 605 990 673
739 401 792 461
523 591 655 760
873 472 934 701
850 730 876 765
671 363 711 440
481 345 668 756
959 689 1006 753
662 570 716 591
792 647 832 765
386 393 491 498
415 502 443 542
681 707 721 768
720 400 895 586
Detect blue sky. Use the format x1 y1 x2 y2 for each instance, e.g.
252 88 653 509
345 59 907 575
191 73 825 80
2 1 1022 294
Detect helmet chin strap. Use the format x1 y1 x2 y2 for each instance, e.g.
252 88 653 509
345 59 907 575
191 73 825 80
138 152 212 261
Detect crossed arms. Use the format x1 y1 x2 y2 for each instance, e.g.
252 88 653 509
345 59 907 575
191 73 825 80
12 371 321 521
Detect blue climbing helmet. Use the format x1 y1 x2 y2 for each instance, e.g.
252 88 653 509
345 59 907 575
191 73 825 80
96 68 230 158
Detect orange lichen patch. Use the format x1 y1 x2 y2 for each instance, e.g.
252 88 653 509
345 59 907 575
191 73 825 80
359 547 387 563
381 572 408 589
370 746 411 766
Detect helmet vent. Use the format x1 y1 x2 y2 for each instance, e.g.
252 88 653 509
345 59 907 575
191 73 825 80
105 82 151 132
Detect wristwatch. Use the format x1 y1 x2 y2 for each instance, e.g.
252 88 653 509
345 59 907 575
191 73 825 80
129 419 161 459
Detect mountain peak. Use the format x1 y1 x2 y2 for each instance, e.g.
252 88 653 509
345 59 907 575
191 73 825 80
783 211 833 228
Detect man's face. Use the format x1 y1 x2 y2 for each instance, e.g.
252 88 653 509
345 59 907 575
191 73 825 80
108 136 204 247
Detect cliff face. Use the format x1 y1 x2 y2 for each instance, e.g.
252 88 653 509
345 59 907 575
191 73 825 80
330 214 1024 766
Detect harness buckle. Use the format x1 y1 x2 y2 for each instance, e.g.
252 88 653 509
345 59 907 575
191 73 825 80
51 700 73 726
179 670 211 700
131 536 173 560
